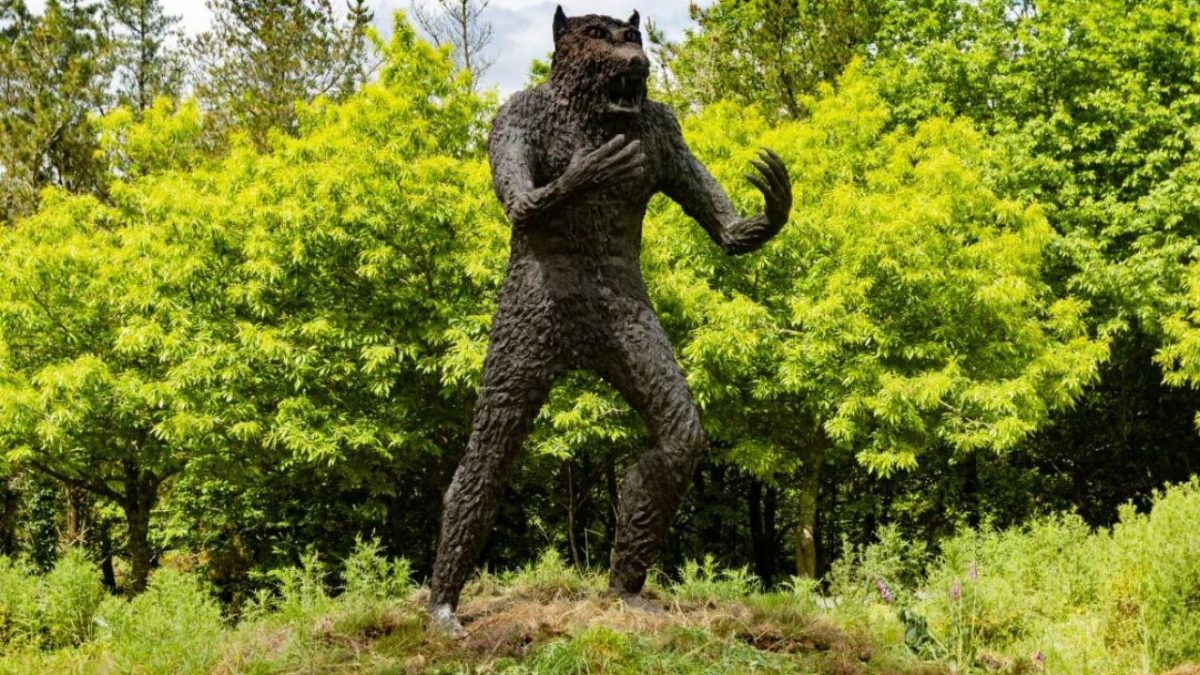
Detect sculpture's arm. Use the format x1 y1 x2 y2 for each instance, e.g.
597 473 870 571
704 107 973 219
489 108 646 229
659 116 792 255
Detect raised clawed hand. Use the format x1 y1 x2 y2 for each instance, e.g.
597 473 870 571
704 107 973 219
747 149 791 229
725 149 792 253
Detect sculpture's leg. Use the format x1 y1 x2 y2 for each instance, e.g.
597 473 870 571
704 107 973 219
429 305 558 617
601 300 706 597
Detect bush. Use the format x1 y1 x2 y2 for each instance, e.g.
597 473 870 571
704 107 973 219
0 557 37 647
892 479 1200 673
501 549 600 600
340 537 413 602
1105 479 1200 670
36 549 106 648
94 568 224 674
917 513 1103 650
828 524 929 612
0 550 105 650
672 555 760 603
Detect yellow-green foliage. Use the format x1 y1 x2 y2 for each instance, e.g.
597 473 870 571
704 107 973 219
642 64 1106 477
0 550 104 651
0 16 506 502
0 558 36 647
93 569 224 674
909 479 1200 673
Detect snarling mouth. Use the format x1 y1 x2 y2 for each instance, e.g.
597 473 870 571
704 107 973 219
606 72 646 114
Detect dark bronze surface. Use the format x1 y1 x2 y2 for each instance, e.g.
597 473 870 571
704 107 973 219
429 5 791 615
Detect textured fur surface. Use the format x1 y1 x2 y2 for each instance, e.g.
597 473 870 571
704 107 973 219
429 5 792 620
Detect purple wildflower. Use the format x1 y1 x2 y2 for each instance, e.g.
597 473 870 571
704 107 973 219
1034 651 1047 666
949 579 962 601
875 579 894 604
968 561 978 582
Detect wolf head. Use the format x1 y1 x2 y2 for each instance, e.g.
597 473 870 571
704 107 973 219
549 6 649 116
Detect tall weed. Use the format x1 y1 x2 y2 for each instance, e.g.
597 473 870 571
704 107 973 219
672 555 760 602
37 549 106 648
1105 479 1200 670
93 568 224 674
0 558 36 647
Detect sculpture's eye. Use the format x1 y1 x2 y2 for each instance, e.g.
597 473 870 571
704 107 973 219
584 25 611 40
625 30 641 44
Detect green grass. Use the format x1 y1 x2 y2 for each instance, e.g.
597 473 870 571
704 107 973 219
5 481 1200 673
0 546 935 674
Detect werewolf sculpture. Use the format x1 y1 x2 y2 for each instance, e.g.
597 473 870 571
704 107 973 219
429 5 792 634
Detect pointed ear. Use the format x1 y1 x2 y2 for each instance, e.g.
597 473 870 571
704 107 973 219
554 5 568 41
628 10 640 28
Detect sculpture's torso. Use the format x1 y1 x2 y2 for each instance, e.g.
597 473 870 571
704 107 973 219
492 84 677 354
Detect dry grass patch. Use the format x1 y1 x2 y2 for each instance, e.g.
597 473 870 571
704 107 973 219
443 588 931 673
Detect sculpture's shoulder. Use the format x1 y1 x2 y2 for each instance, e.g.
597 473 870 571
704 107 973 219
639 100 684 140
490 86 552 140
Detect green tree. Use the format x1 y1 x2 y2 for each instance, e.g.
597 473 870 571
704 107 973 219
0 15 497 593
662 0 881 119
0 189 209 591
641 68 1105 576
0 0 113 223
866 0 1200 520
190 0 376 149
105 0 185 115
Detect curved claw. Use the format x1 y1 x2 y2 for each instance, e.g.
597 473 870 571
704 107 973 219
746 172 774 199
759 150 790 191
751 148 791 191
751 159 785 196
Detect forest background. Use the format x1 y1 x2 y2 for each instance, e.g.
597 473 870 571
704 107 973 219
2 0 1200 671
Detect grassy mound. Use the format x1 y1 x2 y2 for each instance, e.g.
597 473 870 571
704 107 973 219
3 479 1200 673
0 548 936 674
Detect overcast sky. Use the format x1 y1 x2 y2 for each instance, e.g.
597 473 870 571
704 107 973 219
26 1 705 97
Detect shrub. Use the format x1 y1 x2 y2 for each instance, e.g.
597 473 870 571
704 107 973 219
94 568 224 674
36 549 106 648
672 555 760 603
896 479 1200 672
1105 479 1200 670
501 549 600 600
340 537 413 602
0 557 36 647
916 513 1104 652
826 524 929 621
255 551 335 627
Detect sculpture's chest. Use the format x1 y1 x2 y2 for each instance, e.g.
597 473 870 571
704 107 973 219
531 114 664 199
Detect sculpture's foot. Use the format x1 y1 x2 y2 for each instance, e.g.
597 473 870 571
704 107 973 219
613 591 666 615
427 602 466 639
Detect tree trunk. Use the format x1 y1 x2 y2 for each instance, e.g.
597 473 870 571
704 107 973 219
64 484 87 547
125 499 152 594
794 444 825 579
121 461 159 594
0 477 17 556
604 455 618 549
749 478 769 585
99 520 117 592
566 459 582 568
764 485 778 586
964 451 981 529
706 463 726 553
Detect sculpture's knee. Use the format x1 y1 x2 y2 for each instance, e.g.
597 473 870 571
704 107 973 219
660 405 705 483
